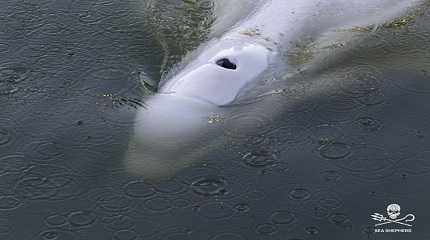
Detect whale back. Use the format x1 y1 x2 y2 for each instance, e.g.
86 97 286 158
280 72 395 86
157 0 425 106
221 0 424 46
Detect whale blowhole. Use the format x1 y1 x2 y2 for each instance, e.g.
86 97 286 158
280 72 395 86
216 58 237 70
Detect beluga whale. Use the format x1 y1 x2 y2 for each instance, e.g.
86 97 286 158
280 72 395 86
128 0 426 179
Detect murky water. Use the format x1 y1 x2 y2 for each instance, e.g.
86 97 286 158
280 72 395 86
2 0 430 239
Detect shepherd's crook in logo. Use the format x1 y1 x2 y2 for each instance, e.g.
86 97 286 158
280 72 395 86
371 203 415 227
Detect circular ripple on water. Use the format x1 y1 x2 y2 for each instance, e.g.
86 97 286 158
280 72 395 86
241 148 278 169
191 176 228 197
178 165 249 199
16 164 86 201
352 116 383 134
89 189 133 215
302 189 344 220
311 206 331 219
256 223 278 235
45 214 68 227
123 180 156 198
68 210 97 228
323 144 395 181
47 174 86 201
337 145 392 172
340 64 383 98
0 195 21 210
329 213 353 230
236 133 271 149
23 140 64 164
14 177 58 200
98 194 132 214
172 198 191 208
288 188 312 201
312 189 343 211
233 203 250 213
189 172 249 200
356 89 385 106
0 118 16 148
305 226 320 235
319 142 352 160
260 160 290 176
197 201 234 220
20 163 71 177
0 154 29 175
222 112 272 140
270 210 297 226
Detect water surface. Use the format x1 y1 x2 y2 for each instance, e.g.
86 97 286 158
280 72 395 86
1 1 430 239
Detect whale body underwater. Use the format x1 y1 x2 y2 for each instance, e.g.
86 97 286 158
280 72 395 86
129 0 426 178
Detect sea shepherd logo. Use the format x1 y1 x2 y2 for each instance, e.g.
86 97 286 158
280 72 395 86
371 203 415 233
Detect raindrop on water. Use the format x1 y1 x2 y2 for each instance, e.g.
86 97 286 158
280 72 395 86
289 188 311 200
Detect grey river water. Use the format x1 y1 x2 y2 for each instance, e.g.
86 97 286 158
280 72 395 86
1 0 430 239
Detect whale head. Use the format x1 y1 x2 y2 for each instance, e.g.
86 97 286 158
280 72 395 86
160 38 272 106
130 38 274 179
135 38 273 139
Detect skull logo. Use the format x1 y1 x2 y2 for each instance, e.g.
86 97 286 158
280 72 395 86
387 204 401 219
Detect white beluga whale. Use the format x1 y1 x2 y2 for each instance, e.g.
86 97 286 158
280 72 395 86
127 0 426 179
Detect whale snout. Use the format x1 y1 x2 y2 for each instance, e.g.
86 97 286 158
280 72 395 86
135 94 215 143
